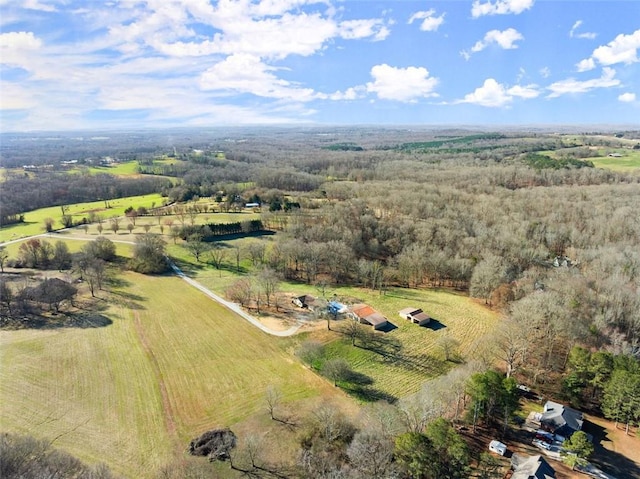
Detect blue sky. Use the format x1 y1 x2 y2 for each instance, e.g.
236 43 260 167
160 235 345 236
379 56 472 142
1 0 639 131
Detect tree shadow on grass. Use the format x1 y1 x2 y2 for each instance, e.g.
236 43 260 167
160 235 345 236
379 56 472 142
344 384 398 404
2 312 113 330
109 289 146 310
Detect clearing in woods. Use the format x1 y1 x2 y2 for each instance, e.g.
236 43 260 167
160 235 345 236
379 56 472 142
0 271 349 478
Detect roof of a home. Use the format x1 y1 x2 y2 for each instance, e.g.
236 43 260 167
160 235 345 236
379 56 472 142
511 454 556 479
399 307 420 315
541 401 583 433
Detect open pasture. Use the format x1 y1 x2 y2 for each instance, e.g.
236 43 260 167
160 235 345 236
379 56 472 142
589 150 640 171
0 270 345 477
0 193 165 243
191 258 500 401
318 286 499 400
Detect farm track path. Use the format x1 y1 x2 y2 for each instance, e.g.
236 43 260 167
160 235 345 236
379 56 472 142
132 311 178 442
2 230 302 337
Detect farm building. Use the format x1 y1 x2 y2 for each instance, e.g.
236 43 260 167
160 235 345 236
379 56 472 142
398 307 431 326
350 304 388 330
292 295 319 311
510 454 556 479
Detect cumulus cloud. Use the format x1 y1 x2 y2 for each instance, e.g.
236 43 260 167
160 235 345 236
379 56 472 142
0 31 42 50
472 28 524 52
108 1 391 60
0 31 43 70
618 92 636 103
575 29 640 72
199 53 317 102
366 64 438 102
576 58 596 72
471 0 534 18
592 29 640 65
457 78 539 107
547 67 620 97
462 28 523 58
339 19 390 41
569 20 596 40
408 9 445 32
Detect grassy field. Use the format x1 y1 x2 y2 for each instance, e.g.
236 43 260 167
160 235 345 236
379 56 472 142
0 193 165 243
589 150 640 171
1 236 133 259
67 160 142 176
186 244 501 401
0 270 349 477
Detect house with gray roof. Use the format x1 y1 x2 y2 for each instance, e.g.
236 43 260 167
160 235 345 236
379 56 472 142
510 454 556 479
540 401 584 440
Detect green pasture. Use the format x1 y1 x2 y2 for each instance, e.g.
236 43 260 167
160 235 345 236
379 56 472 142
179 240 500 401
67 160 141 176
589 150 640 171
0 193 165 243
0 236 133 259
0 270 344 477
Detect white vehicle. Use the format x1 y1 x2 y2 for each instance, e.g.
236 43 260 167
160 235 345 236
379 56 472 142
489 440 507 456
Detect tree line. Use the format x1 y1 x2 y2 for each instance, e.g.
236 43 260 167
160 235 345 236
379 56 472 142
0 172 170 225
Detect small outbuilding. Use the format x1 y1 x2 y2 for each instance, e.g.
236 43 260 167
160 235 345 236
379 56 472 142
398 307 431 326
350 303 388 330
489 440 507 456
292 294 318 311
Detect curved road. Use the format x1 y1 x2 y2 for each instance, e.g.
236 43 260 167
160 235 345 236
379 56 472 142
3 231 302 337
168 261 301 337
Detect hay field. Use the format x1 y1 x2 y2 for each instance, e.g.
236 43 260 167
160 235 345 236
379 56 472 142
0 271 342 477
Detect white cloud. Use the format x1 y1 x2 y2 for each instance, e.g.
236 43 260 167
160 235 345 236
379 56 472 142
459 79 511 107
547 67 620 97
508 84 540 99
366 64 438 102
0 31 43 70
471 0 534 18
328 87 364 101
339 19 390 41
469 28 524 55
569 20 596 40
107 1 391 61
592 29 640 66
0 31 42 50
576 58 596 72
199 53 317 102
457 78 539 107
0 81 38 109
618 92 636 103
539 67 551 78
408 9 445 32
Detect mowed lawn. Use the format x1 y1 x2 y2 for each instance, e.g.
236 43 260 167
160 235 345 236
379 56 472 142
0 193 165 243
0 271 342 477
